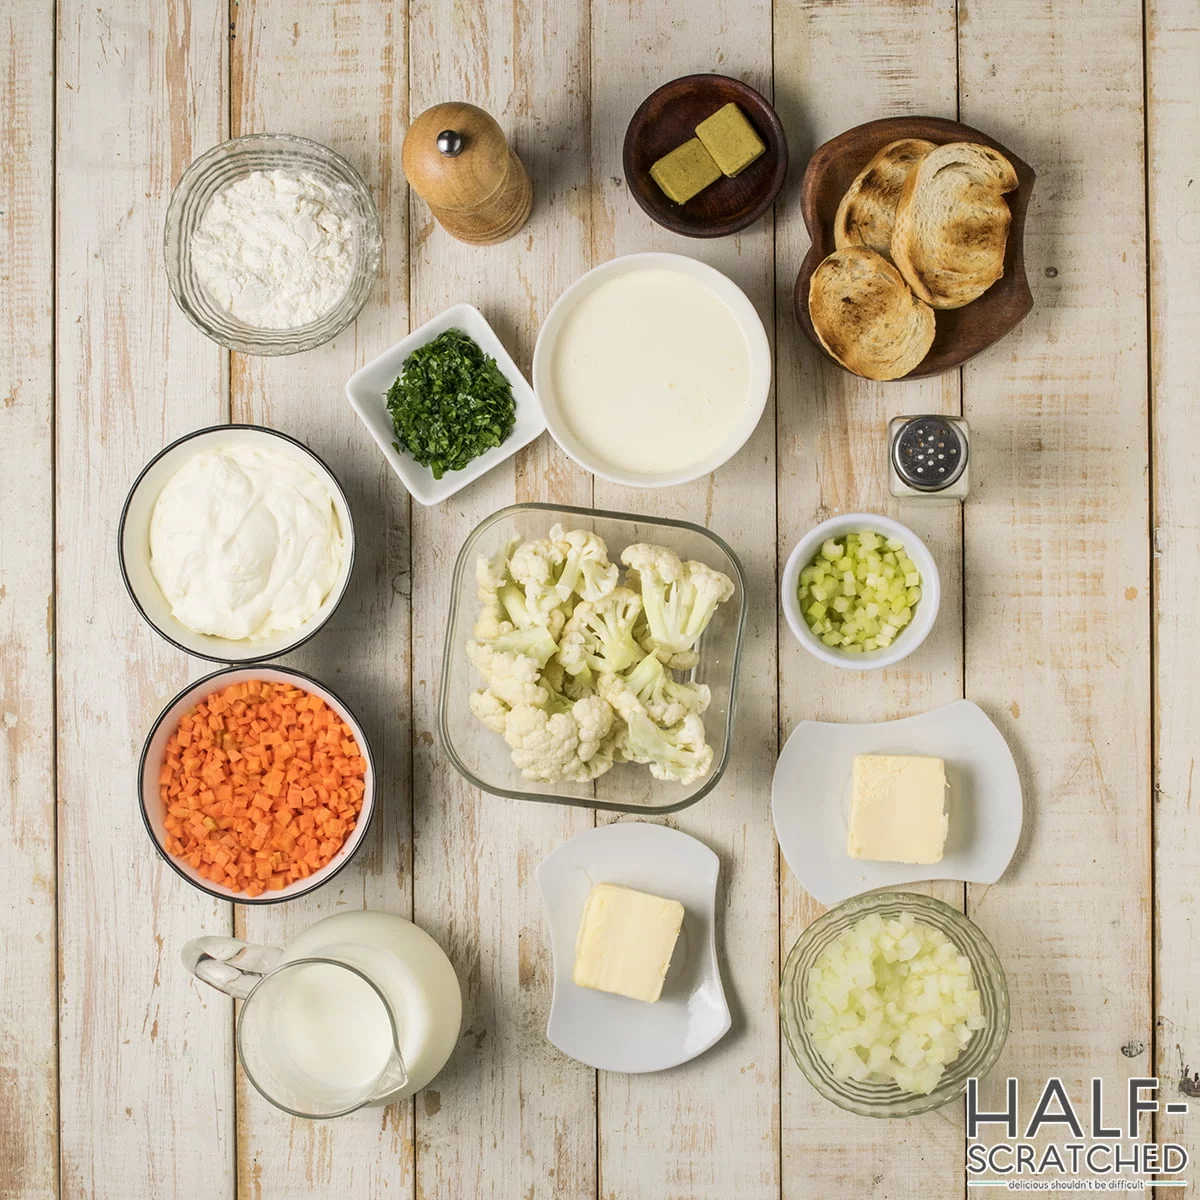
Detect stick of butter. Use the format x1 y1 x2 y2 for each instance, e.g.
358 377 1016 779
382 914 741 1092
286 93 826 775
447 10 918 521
847 754 949 865
572 882 685 1003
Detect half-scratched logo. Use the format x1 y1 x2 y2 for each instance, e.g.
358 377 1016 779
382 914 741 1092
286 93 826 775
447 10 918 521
966 1077 1190 1191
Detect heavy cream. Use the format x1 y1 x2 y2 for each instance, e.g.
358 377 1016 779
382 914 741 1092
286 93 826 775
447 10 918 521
148 444 344 641
550 267 754 478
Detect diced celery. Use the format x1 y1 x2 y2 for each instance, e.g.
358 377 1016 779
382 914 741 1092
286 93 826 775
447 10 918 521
798 528 923 652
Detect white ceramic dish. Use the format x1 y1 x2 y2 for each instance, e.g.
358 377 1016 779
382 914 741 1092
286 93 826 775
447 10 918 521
138 664 376 904
536 821 731 1073
771 699 1023 907
345 303 545 505
781 512 940 671
531 252 771 488
119 424 355 664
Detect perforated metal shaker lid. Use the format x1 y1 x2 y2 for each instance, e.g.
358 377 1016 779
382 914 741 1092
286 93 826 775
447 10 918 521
891 415 968 493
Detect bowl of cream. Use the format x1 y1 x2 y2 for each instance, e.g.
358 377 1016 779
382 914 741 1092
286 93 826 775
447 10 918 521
119 425 355 663
532 253 771 487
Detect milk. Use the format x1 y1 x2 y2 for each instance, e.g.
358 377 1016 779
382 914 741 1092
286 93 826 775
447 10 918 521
551 267 753 477
271 962 395 1093
254 910 461 1107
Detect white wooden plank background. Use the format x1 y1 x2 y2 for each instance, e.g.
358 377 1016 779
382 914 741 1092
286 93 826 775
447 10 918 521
2 1 1197 1198
1 4 57 1198
1149 0 1200 1151
960 0 1154 1172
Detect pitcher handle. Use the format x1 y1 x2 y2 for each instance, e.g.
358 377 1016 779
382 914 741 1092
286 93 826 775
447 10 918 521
181 937 282 1000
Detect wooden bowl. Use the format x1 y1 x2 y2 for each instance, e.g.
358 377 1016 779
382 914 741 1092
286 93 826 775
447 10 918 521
623 74 788 239
793 116 1035 380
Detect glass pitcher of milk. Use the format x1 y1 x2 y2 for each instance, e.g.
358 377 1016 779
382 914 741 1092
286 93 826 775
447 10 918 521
182 910 462 1119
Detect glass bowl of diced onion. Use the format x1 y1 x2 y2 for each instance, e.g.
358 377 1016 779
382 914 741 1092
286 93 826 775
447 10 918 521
781 891 1009 1118
780 513 940 671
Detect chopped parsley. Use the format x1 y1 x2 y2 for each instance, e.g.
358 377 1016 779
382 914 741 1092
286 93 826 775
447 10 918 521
386 328 516 480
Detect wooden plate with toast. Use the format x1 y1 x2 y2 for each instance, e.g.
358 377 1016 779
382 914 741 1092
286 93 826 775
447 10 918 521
793 116 1035 380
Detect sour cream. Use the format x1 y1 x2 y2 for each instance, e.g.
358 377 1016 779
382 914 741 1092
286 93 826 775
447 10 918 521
548 267 754 478
148 445 344 641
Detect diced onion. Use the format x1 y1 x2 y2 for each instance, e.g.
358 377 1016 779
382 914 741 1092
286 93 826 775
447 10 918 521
805 911 986 1095
797 531 921 651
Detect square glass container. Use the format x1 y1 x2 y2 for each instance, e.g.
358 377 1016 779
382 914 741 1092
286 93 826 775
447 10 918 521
439 503 747 814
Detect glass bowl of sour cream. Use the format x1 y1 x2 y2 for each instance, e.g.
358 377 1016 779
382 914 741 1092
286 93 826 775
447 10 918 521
119 424 356 663
165 133 382 356
532 252 772 488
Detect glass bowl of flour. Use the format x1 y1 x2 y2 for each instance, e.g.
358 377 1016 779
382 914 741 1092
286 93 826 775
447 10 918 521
165 133 382 355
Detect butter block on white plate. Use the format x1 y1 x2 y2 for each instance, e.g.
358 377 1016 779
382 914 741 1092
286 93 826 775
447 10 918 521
848 753 949 865
572 882 685 1003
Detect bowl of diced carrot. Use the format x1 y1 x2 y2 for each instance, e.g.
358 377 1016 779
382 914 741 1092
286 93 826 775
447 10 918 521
139 665 375 902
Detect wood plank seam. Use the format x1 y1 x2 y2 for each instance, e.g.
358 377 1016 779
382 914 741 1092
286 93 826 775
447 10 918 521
1140 0 1159 1162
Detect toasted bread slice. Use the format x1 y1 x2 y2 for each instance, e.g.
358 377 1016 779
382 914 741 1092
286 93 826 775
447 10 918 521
833 139 936 259
808 247 935 381
891 141 1018 309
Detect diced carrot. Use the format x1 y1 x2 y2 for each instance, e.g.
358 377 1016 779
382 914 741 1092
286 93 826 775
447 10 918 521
157 680 366 898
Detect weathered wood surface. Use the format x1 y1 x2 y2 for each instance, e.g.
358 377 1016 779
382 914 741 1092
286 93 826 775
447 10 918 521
960 0 1154 1182
1 4 57 1199
1148 0 1200 1152
228 2 416 1196
52 3 234 1199
774 1 966 1195
3 1 1192 1197
588 2 781 1197
406 0 599 1197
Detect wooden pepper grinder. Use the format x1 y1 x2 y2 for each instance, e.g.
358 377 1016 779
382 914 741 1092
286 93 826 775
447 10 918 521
402 102 533 246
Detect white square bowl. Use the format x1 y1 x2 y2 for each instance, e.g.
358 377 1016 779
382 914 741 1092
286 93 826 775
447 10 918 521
345 303 546 505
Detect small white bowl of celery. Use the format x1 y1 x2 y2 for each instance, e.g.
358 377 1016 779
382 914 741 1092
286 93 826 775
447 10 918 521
781 514 940 671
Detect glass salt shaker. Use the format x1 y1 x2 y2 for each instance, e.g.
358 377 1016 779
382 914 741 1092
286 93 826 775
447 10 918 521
888 415 970 502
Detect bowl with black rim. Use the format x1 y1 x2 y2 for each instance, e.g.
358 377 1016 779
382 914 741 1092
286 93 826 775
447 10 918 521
138 664 376 904
118 424 356 664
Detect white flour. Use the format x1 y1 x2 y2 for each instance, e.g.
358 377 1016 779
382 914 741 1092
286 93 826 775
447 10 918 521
190 169 356 330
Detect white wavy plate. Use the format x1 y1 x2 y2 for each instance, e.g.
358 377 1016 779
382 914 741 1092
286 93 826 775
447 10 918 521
536 821 731 1074
772 699 1023 907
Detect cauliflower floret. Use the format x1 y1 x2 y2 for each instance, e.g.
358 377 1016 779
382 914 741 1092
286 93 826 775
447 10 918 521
619 651 710 726
548 524 619 603
465 527 725 789
621 544 734 657
468 688 511 734
570 694 615 762
465 626 558 708
542 657 594 705
508 536 567 625
557 587 643 676
503 695 616 783
633 613 699 671
473 539 519 640
617 710 713 785
498 580 567 639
